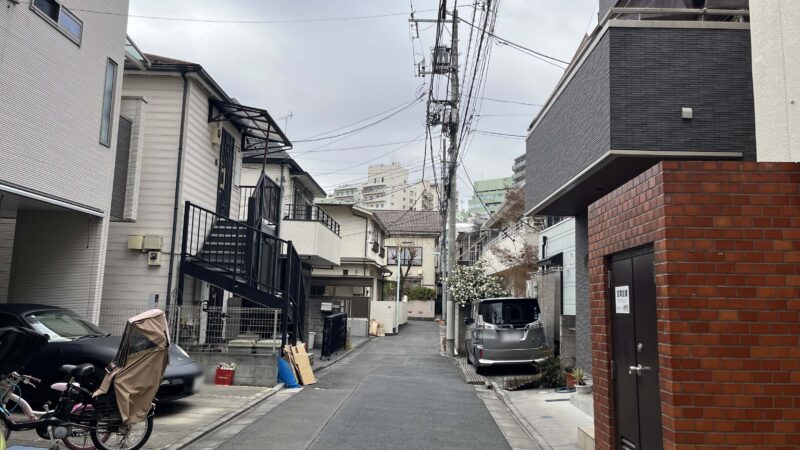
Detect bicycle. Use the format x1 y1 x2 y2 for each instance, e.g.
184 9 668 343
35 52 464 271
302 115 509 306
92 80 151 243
0 364 153 450
0 370 100 450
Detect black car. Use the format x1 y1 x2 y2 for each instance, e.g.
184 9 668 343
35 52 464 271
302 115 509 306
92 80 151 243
0 304 203 406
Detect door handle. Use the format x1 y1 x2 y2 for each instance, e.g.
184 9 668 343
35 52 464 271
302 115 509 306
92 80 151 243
628 364 651 376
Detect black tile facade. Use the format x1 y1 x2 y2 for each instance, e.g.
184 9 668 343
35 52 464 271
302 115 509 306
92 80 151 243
524 25 754 214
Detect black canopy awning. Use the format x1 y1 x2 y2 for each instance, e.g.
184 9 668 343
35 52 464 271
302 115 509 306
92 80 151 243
538 252 563 267
208 99 292 159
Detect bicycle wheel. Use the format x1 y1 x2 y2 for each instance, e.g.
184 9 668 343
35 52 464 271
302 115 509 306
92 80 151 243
63 403 109 450
62 426 95 450
90 416 152 450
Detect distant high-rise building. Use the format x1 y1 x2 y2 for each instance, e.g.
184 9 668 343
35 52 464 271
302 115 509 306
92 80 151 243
331 162 440 211
512 154 526 187
465 177 512 216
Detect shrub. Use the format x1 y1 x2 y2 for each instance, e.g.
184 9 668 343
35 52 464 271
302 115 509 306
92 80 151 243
536 354 564 388
406 286 436 300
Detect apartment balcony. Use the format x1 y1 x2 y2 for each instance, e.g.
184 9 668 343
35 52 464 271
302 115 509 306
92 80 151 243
525 5 753 216
362 185 387 195
281 204 341 266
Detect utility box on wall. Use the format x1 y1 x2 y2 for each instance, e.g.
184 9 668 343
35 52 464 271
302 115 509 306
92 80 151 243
147 251 162 266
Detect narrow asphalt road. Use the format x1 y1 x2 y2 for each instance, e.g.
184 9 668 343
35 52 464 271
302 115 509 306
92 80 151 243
209 321 511 450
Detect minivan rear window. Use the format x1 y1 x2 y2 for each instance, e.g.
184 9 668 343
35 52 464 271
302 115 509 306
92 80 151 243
479 299 540 326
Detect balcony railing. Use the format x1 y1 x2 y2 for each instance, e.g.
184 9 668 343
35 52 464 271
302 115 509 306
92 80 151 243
284 204 341 236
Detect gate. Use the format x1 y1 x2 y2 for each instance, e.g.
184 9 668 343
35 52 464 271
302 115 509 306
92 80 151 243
321 312 347 359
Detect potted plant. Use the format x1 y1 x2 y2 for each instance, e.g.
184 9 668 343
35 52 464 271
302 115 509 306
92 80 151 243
572 367 592 394
563 366 576 388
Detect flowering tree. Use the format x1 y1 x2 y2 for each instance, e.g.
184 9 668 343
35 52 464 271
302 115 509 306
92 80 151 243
445 261 508 306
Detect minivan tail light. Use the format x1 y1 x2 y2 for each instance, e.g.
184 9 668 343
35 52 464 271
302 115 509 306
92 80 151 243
479 348 484 360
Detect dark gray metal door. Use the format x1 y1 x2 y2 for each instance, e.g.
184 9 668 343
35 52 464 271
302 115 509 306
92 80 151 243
216 129 235 216
611 248 662 450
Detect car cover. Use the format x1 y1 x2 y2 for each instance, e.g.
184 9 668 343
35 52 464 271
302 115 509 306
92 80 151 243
0 327 49 378
93 309 170 424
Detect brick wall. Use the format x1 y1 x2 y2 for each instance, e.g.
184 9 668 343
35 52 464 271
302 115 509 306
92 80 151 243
589 161 800 450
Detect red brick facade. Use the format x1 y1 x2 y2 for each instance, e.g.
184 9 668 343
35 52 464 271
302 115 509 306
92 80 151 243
588 161 800 449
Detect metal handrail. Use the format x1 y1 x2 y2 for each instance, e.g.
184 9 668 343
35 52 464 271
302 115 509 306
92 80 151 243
607 6 750 23
283 204 341 236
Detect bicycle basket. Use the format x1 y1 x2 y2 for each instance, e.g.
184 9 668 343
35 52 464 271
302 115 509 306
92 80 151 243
91 390 123 428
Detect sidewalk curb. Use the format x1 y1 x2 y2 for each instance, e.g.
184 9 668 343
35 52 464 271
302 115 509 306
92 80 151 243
167 383 284 450
489 380 552 450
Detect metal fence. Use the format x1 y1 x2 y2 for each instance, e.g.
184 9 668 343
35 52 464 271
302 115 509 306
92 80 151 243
99 304 284 354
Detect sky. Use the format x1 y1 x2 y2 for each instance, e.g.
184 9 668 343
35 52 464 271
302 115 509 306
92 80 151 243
126 0 598 204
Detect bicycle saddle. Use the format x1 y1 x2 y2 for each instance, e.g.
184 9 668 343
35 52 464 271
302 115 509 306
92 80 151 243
58 363 95 379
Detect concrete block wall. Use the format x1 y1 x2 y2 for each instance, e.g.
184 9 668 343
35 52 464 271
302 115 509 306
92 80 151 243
588 161 800 449
190 352 277 387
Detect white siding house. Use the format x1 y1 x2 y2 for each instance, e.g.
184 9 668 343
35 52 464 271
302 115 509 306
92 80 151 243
311 200 388 301
0 0 128 321
100 51 290 327
241 153 340 268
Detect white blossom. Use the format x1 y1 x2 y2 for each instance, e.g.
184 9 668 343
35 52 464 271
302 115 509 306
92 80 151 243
444 262 509 306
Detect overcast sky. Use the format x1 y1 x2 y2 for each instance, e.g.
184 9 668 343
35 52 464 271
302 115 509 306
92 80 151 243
127 0 597 204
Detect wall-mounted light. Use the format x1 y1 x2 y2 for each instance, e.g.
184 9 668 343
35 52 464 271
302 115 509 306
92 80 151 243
681 107 693 120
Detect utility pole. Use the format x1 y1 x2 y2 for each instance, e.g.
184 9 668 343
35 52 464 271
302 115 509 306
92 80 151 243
445 7 459 357
409 2 459 355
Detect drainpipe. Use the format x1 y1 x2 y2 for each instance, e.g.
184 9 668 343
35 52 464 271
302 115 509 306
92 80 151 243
363 215 368 282
166 72 191 307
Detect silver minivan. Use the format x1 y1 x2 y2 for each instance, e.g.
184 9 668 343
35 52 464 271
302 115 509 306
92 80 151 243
465 297 547 373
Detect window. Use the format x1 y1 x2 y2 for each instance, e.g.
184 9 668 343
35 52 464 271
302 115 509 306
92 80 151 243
111 115 133 220
24 310 105 342
387 246 423 266
32 0 83 44
99 59 118 147
478 299 540 326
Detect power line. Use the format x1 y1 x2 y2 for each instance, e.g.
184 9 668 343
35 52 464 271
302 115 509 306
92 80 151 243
294 135 435 154
293 96 424 143
458 0 494 148
320 156 441 189
477 97 543 107
473 129 525 138
476 113 533 117
295 96 423 142
450 12 569 67
75 7 450 24
312 131 427 175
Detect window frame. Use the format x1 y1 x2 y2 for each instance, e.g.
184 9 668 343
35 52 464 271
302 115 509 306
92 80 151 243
99 58 118 147
30 0 83 46
386 246 423 266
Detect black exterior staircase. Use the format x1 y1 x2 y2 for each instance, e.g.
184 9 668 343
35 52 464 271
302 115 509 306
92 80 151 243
177 174 307 347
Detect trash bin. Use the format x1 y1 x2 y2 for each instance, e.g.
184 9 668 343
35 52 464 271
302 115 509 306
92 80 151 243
308 332 316 350
215 366 235 385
